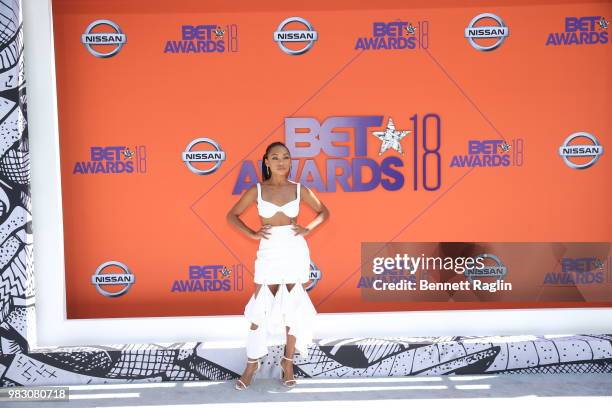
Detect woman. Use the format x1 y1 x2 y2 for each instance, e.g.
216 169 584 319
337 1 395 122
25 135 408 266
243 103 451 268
226 141 329 390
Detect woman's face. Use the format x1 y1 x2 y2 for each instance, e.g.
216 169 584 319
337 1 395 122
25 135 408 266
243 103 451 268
266 146 291 176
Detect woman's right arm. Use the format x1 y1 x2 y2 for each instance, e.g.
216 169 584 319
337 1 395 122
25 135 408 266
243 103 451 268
226 185 258 239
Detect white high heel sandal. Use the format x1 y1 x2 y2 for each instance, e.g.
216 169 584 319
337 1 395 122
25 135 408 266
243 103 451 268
234 358 261 390
279 356 297 388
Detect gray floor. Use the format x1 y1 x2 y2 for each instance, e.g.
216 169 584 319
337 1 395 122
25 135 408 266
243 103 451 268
1 374 611 407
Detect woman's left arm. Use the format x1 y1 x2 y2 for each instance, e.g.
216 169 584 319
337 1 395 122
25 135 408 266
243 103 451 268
300 184 330 233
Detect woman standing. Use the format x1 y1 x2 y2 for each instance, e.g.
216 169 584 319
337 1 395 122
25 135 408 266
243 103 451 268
226 141 329 390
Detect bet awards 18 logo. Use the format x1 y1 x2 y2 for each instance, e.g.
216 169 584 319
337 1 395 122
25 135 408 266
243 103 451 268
546 16 609 46
73 146 147 174
354 20 429 51
544 257 607 285
164 24 239 53
171 264 244 292
232 114 444 194
450 139 524 167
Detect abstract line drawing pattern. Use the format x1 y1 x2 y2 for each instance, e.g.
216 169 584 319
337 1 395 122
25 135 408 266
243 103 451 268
0 0 610 387
306 335 612 377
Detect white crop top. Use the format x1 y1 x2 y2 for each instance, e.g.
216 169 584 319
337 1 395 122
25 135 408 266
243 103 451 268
256 181 300 218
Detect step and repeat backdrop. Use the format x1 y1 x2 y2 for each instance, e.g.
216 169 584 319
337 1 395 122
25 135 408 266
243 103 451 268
51 0 611 318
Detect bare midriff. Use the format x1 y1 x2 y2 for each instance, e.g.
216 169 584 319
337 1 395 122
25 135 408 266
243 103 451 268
259 214 296 227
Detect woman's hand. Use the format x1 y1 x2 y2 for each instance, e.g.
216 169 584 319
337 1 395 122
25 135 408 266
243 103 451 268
251 224 272 240
291 222 310 237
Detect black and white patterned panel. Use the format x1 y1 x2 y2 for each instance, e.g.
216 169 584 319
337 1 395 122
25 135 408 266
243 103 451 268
306 335 612 377
0 0 610 388
0 0 33 353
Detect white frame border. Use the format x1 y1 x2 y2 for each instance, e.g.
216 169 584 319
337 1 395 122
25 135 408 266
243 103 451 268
26 0 612 348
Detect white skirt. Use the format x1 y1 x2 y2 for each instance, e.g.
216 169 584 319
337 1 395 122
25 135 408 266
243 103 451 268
253 224 310 284
244 225 317 359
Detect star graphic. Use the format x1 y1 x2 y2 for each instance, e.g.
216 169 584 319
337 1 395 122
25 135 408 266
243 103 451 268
405 23 417 35
371 117 411 156
221 266 232 277
214 27 225 39
122 148 134 160
598 17 609 30
500 142 511 152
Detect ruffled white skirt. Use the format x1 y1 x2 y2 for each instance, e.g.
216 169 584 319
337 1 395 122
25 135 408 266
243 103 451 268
244 225 317 359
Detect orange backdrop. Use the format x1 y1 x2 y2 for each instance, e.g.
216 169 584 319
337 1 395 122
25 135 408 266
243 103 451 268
52 0 611 318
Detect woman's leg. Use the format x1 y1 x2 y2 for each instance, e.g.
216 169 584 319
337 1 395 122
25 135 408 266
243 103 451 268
281 283 297 383
238 284 279 386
